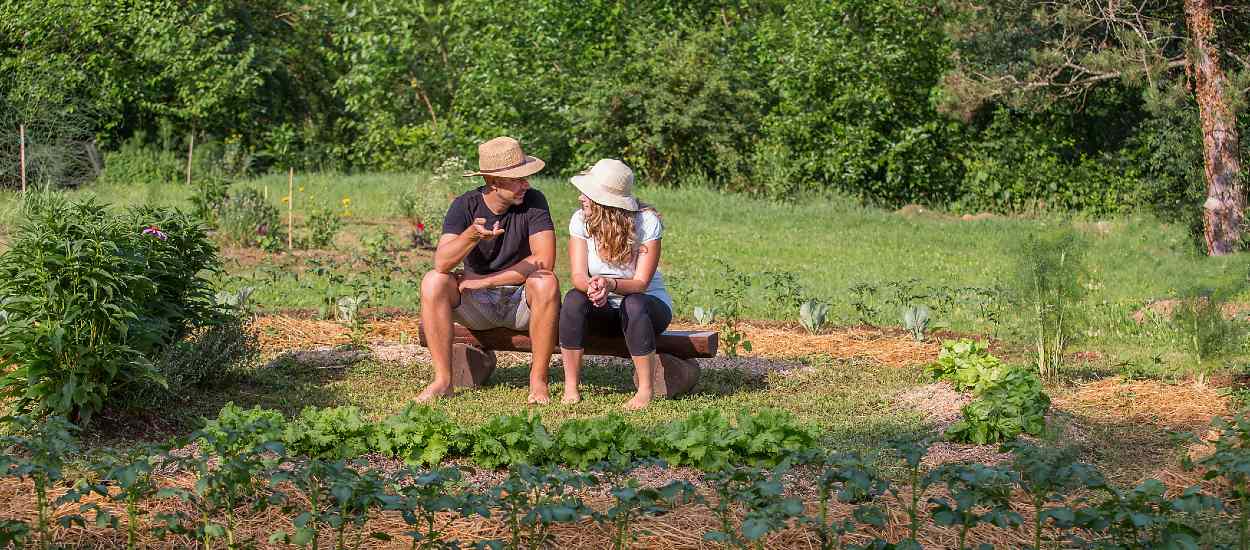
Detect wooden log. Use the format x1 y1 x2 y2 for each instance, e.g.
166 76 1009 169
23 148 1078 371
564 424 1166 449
632 353 700 398
450 343 496 389
418 322 718 359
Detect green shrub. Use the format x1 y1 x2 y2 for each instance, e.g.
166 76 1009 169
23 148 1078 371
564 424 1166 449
99 137 182 186
470 413 555 469
304 203 342 249
0 197 218 422
283 406 375 460
553 414 646 470
214 188 279 247
1010 228 1088 379
128 309 259 407
371 403 463 466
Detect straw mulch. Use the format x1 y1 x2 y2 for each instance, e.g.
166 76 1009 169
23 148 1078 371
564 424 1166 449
1053 377 1229 431
251 314 939 369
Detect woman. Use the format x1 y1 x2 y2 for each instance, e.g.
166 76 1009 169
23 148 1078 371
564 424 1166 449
559 159 673 410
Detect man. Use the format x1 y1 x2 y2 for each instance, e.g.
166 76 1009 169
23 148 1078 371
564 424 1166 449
418 136 560 404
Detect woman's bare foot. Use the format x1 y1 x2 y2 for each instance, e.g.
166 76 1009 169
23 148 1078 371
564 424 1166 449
415 381 453 403
623 391 652 410
527 383 551 405
561 389 582 404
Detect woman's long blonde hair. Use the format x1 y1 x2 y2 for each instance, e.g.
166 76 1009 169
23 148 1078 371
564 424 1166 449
584 201 660 267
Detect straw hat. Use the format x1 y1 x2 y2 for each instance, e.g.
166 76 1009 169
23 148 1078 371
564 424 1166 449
570 159 639 211
463 137 545 178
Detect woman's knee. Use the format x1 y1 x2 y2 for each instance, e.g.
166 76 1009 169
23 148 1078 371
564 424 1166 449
562 288 591 309
621 294 650 316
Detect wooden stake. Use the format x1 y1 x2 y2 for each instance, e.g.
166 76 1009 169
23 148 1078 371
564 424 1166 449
18 123 26 193
287 167 294 249
185 132 195 186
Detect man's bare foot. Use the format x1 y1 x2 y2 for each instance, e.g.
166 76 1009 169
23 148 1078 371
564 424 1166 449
561 389 581 404
623 392 651 411
527 383 551 405
415 382 453 403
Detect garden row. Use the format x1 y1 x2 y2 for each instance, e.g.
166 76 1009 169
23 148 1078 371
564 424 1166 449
3 411 1250 549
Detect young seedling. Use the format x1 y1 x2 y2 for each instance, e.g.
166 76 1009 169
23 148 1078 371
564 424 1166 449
604 479 695 550
704 463 805 550
487 464 597 550
800 300 831 334
386 467 490 550
927 463 1022 550
0 415 85 550
806 452 890 550
886 438 933 546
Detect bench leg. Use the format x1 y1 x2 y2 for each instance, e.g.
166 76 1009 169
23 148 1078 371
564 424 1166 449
635 353 700 398
451 344 496 389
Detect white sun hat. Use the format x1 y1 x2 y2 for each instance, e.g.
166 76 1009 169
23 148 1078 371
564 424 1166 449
569 158 639 211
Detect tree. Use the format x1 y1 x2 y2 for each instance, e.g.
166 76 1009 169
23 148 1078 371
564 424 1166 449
941 0 1250 255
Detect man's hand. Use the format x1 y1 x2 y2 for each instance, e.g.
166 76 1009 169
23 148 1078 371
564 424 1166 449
588 276 610 307
455 271 492 292
467 218 505 242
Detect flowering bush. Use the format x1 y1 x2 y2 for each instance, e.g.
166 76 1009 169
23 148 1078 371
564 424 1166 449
0 197 219 422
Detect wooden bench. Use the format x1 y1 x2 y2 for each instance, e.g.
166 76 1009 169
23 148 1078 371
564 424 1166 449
417 322 718 397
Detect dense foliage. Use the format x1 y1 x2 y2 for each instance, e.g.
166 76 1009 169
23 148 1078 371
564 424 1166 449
0 196 219 422
3 0 1244 220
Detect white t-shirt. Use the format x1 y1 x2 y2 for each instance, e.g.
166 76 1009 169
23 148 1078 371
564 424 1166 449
569 209 673 311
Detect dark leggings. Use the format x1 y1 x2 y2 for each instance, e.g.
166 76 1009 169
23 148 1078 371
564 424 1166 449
559 289 672 356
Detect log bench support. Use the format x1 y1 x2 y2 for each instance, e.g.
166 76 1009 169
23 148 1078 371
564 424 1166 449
418 322 717 398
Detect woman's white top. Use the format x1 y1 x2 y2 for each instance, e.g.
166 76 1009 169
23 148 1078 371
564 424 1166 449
569 209 673 311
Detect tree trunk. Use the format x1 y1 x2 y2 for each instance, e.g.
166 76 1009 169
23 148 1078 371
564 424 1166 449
1185 0 1245 256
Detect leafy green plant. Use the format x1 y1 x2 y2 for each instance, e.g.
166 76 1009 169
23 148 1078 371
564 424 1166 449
799 300 831 334
605 479 695 550
704 463 805 549
159 439 278 549
693 305 717 325
806 452 890 550
1187 414 1250 550
732 408 819 467
387 467 489 550
1071 479 1219 549
488 464 597 550
0 198 219 422
649 409 741 471
712 261 754 357
199 402 287 457
284 406 376 460
925 339 1000 391
371 404 463 466
305 203 344 249
902 305 930 342
0 416 85 550
848 282 880 325
887 438 934 544
1005 442 1105 550
470 413 555 469
927 463 1022 550
1011 229 1087 379
216 187 279 247
553 414 646 471
945 366 1051 445
762 270 808 312
85 445 170 550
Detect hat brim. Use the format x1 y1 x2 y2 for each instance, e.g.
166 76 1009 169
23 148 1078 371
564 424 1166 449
570 174 640 211
463 156 546 178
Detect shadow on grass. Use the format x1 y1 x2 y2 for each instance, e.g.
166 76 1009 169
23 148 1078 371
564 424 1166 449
484 356 768 397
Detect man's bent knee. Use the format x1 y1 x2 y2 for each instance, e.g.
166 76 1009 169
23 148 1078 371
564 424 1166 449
421 270 459 304
525 270 560 304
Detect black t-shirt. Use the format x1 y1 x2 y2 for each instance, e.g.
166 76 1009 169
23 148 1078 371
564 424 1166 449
441 186 555 275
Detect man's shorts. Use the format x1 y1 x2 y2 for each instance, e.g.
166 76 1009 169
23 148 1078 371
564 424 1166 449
452 285 531 331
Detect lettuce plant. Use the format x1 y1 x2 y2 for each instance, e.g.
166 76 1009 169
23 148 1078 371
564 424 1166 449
372 404 463 466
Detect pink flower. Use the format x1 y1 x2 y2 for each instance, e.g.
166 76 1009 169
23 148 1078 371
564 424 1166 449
142 226 168 241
